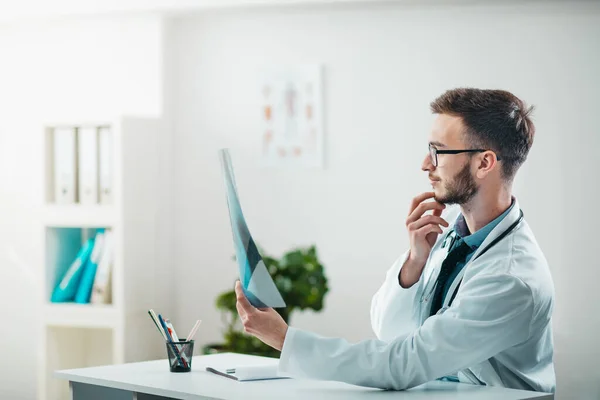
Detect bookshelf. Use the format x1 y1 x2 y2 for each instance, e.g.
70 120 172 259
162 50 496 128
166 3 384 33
38 117 173 400
41 205 117 227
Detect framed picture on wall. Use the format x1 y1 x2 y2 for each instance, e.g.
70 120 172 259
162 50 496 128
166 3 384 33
259 65 324 168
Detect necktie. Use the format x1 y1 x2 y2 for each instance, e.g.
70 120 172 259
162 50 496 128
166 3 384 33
429 241 472 317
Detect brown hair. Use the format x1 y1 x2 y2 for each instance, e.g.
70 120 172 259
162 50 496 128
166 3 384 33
430 88 535 180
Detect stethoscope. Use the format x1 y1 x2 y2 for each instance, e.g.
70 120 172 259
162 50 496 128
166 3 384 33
428 210 525 309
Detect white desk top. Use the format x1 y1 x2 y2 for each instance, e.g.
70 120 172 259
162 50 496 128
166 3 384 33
56 353 552 400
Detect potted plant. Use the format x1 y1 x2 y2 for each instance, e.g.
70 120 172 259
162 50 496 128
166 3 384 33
203 245 329 358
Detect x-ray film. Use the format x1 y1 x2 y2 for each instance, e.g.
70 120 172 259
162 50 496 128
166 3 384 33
219 149 286 308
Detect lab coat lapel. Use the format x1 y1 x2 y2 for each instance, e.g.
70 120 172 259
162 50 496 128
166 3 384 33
441 198 523 309
418 206 460 316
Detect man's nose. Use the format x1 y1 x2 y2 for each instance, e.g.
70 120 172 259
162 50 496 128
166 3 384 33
422 153 434 172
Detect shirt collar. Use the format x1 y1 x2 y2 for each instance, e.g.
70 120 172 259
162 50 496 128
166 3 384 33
453 200 515 250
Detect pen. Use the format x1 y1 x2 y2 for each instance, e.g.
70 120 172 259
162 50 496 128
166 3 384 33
148 310 167 340
185 320 202 342
179 319 202 356
166 319 190 364
165 319 180 340
158 314 173 341
152 310 181 369
159 314 187 368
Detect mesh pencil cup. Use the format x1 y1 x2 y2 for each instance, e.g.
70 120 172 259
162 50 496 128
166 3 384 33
166 340 194 372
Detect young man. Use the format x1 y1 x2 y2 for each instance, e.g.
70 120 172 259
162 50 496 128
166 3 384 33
234 88 556 393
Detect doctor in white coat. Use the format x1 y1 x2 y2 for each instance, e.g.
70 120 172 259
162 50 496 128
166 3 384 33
234 88 556 393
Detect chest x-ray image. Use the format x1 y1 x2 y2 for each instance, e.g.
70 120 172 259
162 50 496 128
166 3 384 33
219 148 286 308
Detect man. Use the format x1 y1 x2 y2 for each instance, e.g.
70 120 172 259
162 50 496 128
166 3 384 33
235 88 556 393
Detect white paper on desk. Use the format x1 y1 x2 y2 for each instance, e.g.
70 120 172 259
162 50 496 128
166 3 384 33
207 364 290 382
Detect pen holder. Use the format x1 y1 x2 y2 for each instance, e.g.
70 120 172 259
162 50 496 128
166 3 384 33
166 340 194 372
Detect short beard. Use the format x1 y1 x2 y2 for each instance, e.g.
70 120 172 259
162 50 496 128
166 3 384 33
435 161 478 205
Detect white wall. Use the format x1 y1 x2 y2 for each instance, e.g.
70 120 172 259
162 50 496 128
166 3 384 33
169 2 600 399
0 15 164 399
0 0 404 23
1 2 598 399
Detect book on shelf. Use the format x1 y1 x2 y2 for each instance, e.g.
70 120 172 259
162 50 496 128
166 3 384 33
77 126 99 205
75 230 105 303
91 229 114 304
50 238 94 302
98 126 113 205
50 229 114 305
53 127 77 204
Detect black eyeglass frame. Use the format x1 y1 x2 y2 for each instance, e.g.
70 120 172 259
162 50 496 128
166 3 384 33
428 143 501 167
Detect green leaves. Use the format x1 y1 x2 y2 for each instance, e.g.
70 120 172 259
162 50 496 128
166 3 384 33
215 290 236 313
270 246 329 314
211 245 329 357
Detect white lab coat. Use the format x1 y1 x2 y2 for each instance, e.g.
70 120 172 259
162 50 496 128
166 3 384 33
278 198 556 393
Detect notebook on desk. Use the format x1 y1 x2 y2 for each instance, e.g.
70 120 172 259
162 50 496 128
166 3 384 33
205 353 290 382
206 364 289 381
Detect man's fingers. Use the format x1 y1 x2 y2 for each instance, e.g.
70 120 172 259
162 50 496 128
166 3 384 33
409 192 435 215
236 300 247 319
416 223 443 237
407 201 446 225
408 215 449 231
432 207 443 218
235 281 255 314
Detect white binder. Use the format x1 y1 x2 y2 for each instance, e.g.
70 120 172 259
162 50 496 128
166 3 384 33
98 126 113 204
77 127 99 204
53 127 77 204
91 229 114 304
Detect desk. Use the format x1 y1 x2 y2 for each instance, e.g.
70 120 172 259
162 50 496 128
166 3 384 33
56 353 553 400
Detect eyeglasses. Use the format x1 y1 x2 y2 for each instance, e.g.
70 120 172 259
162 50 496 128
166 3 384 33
428 143 501 167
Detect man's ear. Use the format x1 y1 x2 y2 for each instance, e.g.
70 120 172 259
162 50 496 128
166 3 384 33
475 151 498 179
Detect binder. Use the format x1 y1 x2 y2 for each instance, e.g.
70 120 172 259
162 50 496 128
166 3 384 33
91 229 114 304
50 239 95 302
75 231 105 304
54 127 77 204
77 127 99 205
205 355 289 381
98 126 113 205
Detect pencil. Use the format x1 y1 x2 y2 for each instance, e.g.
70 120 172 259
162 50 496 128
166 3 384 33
186 320 202 341
148 310 167 340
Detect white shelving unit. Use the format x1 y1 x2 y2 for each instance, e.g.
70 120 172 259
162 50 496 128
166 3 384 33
41 205 117 227
38 117 173 400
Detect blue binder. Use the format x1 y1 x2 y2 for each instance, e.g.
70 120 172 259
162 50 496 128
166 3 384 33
75 231 105 304
51 239 95 302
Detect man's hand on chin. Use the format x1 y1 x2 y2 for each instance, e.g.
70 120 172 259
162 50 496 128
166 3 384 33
235 280 288 351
